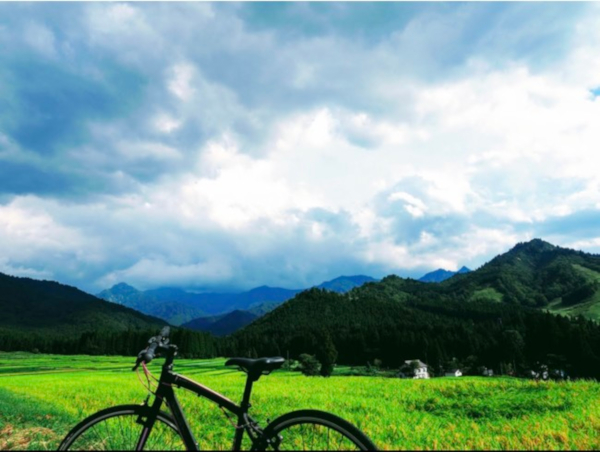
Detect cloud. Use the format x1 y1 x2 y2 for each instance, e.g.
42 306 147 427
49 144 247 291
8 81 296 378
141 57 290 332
99 258 234 290
0 3 599 292
23 21 58 58
0 198 89 282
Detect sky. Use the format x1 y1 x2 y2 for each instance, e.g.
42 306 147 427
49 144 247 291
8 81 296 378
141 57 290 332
1 2 600 294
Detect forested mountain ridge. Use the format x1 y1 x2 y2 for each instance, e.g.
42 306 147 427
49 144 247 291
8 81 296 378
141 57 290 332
178 277 379 334
439 239 600 316
0 273 220 358
0 272 166 333
224 239 600 378
4 238 600 376
0 271 170 353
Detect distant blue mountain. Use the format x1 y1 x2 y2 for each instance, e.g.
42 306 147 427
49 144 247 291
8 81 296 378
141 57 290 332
97 284 300 325
418 266 471 283
316 275 378 293
98 275 378 327
182 310 259 337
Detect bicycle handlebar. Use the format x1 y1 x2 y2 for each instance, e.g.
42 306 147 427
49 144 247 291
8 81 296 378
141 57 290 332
159 326 170 340
132 326 171 371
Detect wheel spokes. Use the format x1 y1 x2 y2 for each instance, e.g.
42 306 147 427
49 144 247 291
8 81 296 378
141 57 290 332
65 413 185 451
274 423 363 451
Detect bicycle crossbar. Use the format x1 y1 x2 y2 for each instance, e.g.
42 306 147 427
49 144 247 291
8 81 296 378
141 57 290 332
173 374 242 416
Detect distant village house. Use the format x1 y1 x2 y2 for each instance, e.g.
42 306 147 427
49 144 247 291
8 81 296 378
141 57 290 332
445 369 462 377
398 359 430 379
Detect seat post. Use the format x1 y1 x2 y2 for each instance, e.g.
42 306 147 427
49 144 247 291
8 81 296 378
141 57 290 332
233 376 256 452
241 372 256 410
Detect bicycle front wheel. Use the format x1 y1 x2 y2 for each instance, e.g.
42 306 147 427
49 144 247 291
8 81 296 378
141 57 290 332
257 409 377 451
58 404 186 451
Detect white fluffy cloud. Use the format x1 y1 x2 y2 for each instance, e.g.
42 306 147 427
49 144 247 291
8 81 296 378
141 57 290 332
1 3 599 292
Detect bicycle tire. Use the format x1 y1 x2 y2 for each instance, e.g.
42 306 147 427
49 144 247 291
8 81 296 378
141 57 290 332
57 404 186 451
255 409 377 451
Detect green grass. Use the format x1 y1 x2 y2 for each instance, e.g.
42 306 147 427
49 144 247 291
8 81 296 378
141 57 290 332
572 265 600 282
546 265 600 320
2 353 600 450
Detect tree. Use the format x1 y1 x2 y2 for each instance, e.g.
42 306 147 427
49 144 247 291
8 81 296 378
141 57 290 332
502 330 525 372
298 353 321 376
316 334 338 377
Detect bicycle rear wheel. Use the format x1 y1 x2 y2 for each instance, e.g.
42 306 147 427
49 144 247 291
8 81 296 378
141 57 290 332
257 409 377 451
58 404 186 451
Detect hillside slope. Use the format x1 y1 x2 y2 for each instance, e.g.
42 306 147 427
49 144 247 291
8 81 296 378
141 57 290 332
440 239 600 316
0 272 166 335
183 310 258 337
225 239 600 378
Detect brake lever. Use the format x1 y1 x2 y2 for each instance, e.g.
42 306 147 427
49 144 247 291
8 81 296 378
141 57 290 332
132 346 151 371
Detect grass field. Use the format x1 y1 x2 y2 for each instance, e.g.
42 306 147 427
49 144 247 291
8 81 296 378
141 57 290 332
2 352 600 450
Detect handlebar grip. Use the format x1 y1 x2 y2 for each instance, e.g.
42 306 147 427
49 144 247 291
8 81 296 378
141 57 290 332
132 327 171 371
159 326 170 340
144 340 161 363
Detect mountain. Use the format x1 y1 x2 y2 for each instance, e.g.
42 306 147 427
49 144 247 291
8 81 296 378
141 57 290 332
418 269 455 283
247 301 281 316
181 276 379 335
239 286 302 309
98 275 378 326
183 310 258 337
97 283 207 326
97 283 302 325
418 266 471 283
0 272 224 358
97 282 141 304
224 239 600 378
0 272 166 335
316 275 378 292
441 239 600 316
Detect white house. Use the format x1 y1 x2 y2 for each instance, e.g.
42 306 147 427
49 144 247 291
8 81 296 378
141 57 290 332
445 369 462 377
401 359 430 379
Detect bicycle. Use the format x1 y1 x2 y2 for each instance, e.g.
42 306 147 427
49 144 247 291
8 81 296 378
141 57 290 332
58 327 378 450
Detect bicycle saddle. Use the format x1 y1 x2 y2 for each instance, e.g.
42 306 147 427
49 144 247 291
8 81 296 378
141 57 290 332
225 357 285 381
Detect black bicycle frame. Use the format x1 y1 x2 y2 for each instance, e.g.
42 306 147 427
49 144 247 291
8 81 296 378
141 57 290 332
135 351 261 451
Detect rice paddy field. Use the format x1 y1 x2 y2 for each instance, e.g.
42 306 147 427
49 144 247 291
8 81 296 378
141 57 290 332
2 352 600 450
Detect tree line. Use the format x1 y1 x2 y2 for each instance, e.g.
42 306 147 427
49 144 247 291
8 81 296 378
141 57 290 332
0 327 219 359
222 286 600 379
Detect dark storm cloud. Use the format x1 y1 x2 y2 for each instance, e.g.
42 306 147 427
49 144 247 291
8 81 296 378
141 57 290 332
3 59 146 154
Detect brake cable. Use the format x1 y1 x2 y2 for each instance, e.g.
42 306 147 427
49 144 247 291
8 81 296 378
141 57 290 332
136 363 155 395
